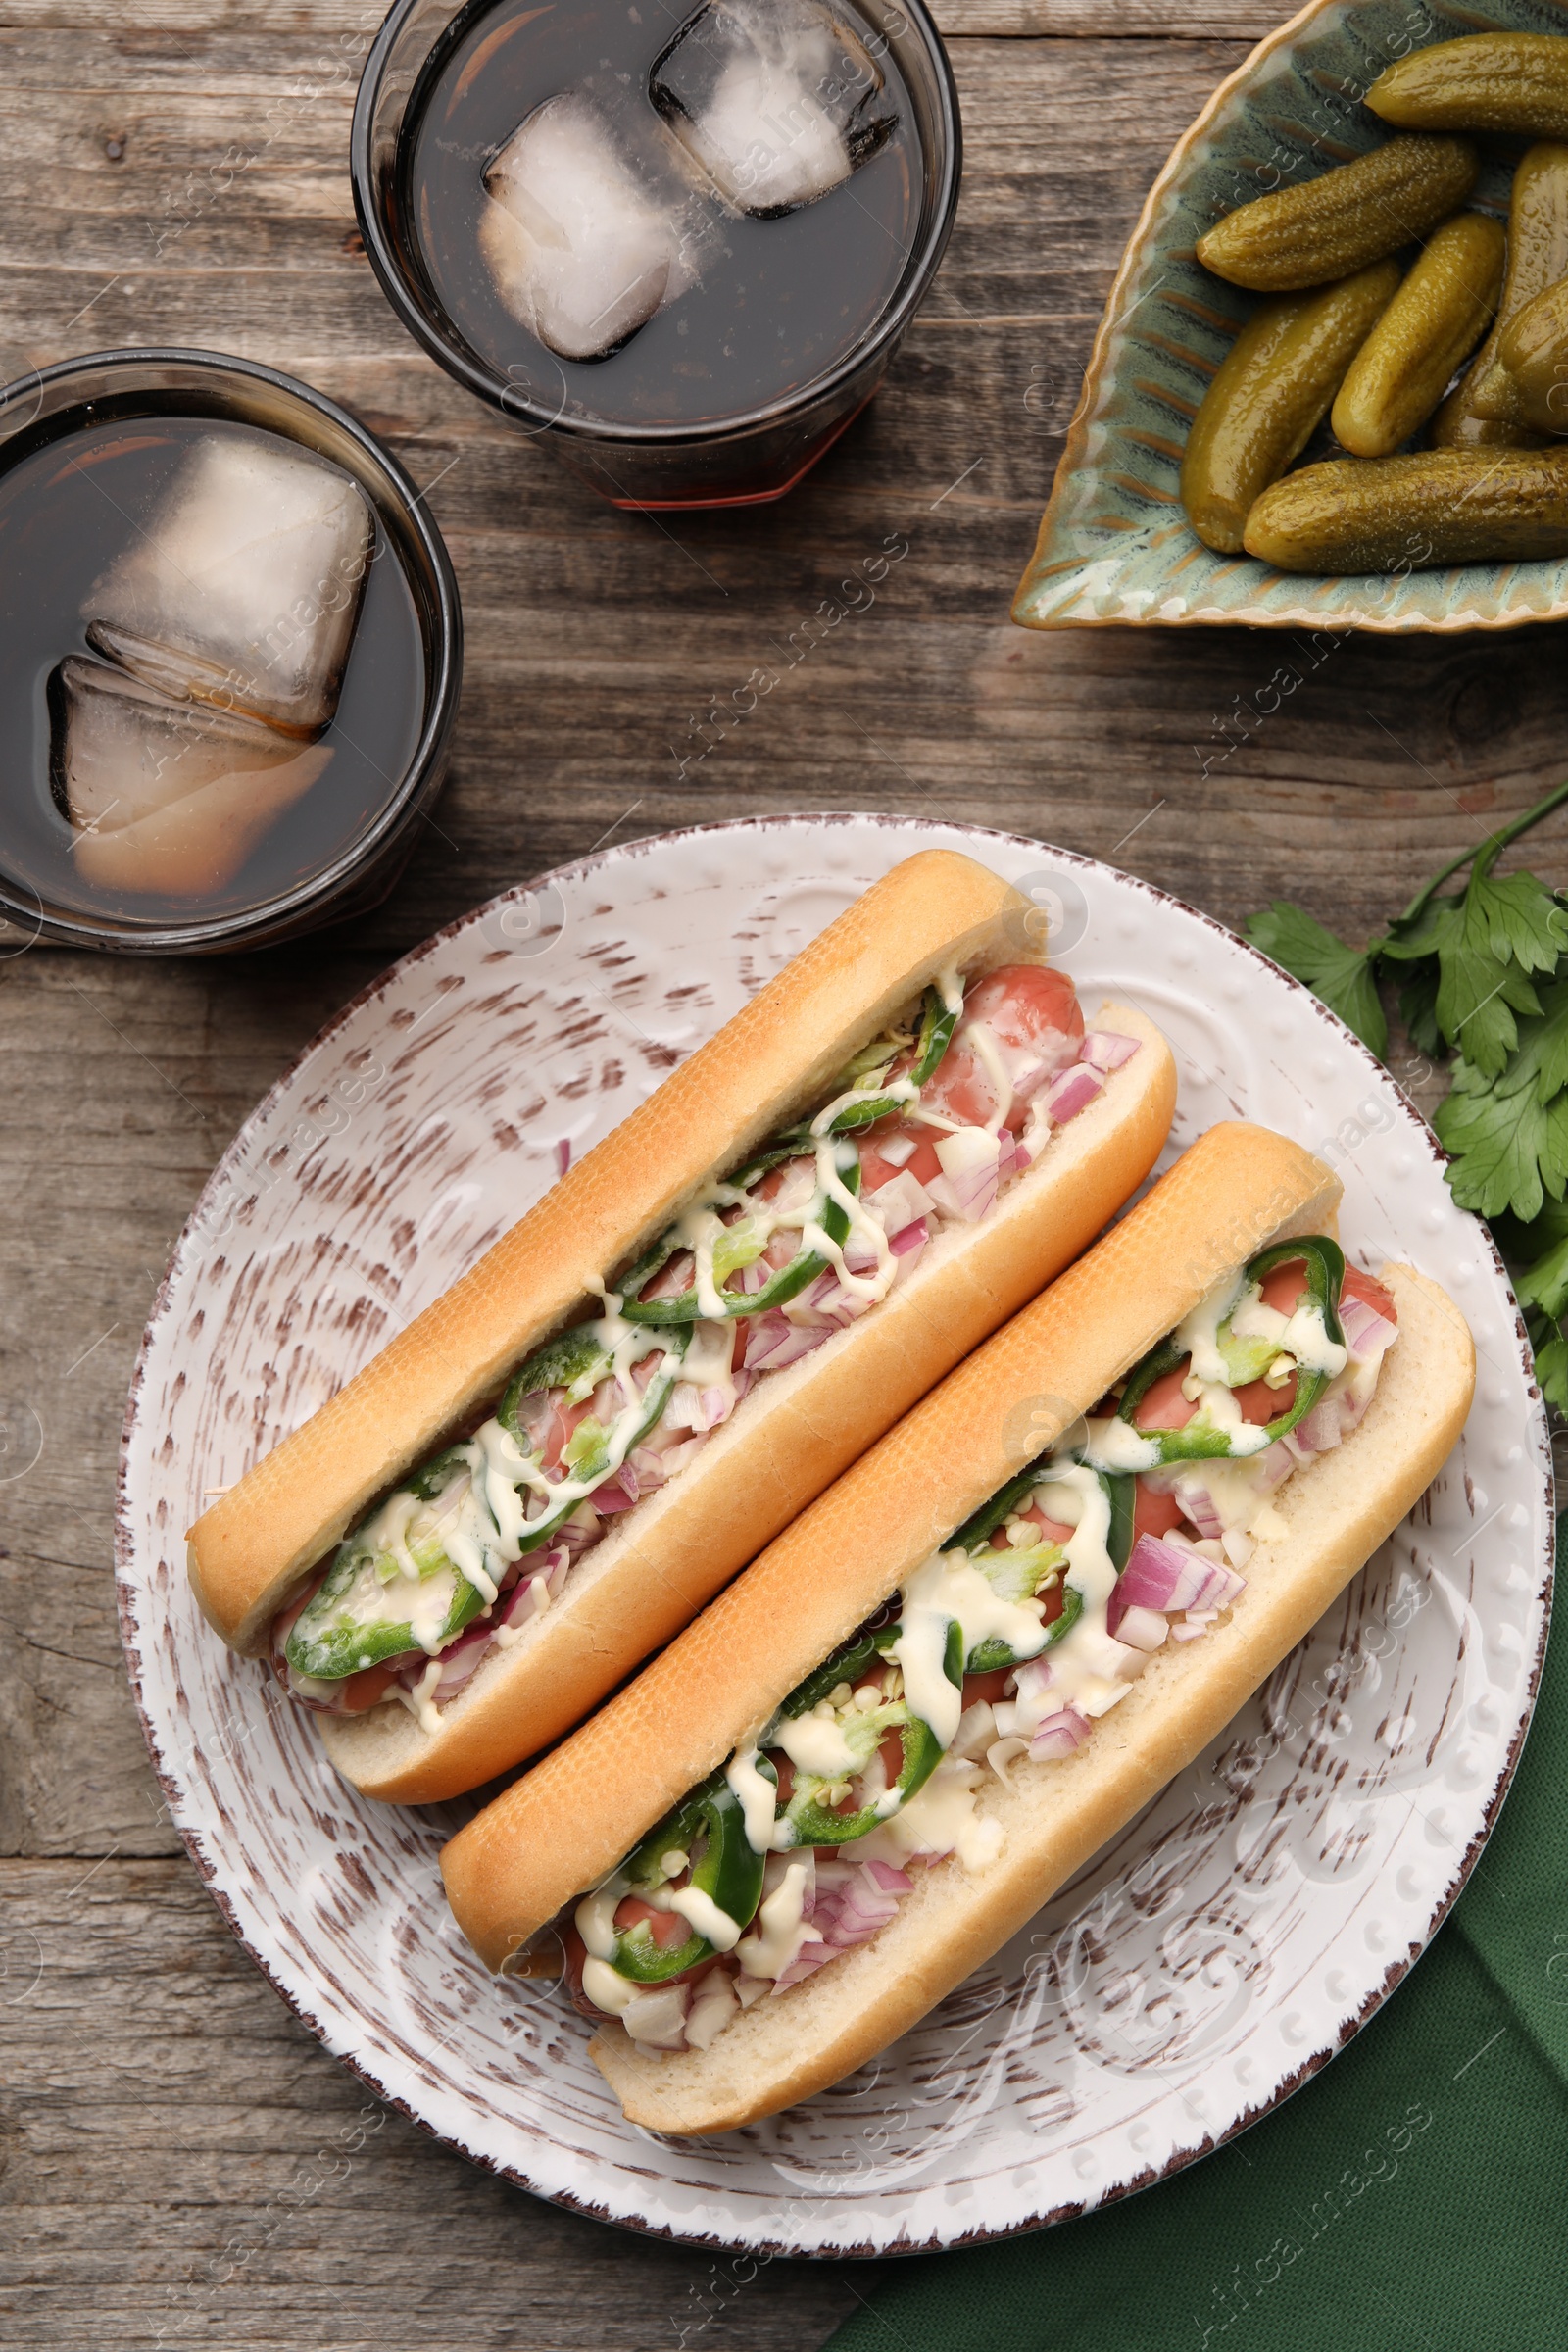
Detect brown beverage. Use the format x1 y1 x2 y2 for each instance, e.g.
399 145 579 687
0 415 426 930
406 0 920 434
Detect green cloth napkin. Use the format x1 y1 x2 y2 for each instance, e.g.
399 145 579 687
827 1516 1565 2352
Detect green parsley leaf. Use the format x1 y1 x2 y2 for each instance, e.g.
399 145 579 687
1514 1229 1568 1324
1386 897 1543 1078
1489 972 1568 1107
1535 1332 1568 1415
1244 903 1388 1059
1465 866 1568 978
1433 1060 1568 1222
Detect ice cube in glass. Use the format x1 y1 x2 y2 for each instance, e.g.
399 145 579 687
84 432 373 739
480 93 699 362
50 655 331 899
650 0 898 218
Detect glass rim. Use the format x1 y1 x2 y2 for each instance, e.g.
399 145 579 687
0 344 463 953
350 0 963 446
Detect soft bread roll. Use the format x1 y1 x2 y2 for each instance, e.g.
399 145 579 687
441 1119 1347 1969
320 998 1173 1800
593 1261 1474 2134
189 848 1041 1655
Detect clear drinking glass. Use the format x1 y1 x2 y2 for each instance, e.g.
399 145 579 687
0 348 462 955
351 0 961 509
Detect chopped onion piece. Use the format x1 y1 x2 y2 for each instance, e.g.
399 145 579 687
1341 1291 1398 1359
1115 1603 1170 1653
1108 1533 1247 1634
1040 1064 1104 1124
1029 1705 1093 1762
1079 1030 1141 1072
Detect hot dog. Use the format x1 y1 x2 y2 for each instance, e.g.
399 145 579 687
187 849 1177 1801
439 1121 1475 2132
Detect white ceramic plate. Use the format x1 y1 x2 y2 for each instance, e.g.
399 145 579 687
118 815 1552 2255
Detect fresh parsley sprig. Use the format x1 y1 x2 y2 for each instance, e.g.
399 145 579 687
1246 775 1568 1408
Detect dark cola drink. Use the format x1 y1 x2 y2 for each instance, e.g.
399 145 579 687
406 0 920 434
0 416 425 924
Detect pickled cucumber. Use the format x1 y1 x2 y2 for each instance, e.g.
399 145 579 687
1493 275 1568 433
1330 214 1503 457
1369 33 1568 140
1242 448 1568 572
1181 265 1402 552
1196 135 1477 292
1431 141 1568 448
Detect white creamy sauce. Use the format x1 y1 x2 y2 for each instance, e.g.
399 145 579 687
726 1746 788 1854
890 1552 1038 1750
1280 1294 1348 1378
364 1489 422 1583
958 1020 1013 1134
736 1856 816 1980
581 1955 638 2015
576 1875 629 1962
1082 1416 1161 1474
1175 1271 1247 1387
662 1884 743 1952
770 1709 865 1781
858 1759 1004 1874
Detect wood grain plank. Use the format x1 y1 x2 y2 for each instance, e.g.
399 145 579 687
0 1 1296 38
0 1858 854 2348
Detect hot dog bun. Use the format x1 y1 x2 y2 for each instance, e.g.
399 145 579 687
319 998 1172 1800
186 848 1178 1802
442 1119 1351 1964
594 1261 1473 2134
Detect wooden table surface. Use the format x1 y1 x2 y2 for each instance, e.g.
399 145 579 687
4 0 1566 2341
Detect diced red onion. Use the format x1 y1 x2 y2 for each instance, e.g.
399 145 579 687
1115 1603 1170 1653
890 1217 928 1259
994 1134 1025 1185
863 1859 914 1894
1029 1706 1093 1761
843 1234 882 1274
627 1446 666 1493
771 1939 836 1991
818 1868 902 1948
1286 1399 1342 1460
1220 1526 1254 1571
1256 1440 1297 1493
591 1469 637 1514
1040 1064 1104 1125
1175 1481 1225 1541
1080 1030 1141 1073
927 1160 999 1225
1340 1293 1398 1360
1107 1533 1247 1633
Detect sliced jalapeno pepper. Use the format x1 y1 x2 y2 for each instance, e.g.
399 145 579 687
752 1612 952 1846
288 1333 688 1681
952 1459 1130 1673
286 1437 493 1679
910 981 960 1085
1116 1236 1346 1462
966 1585 1084 1676
618 1151 862 1326
497 1324 688 1554
782 1709 946 1846
780 1613 901 1717
610 1769 770 1984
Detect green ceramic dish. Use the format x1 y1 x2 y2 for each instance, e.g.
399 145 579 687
1013 0 1568 634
